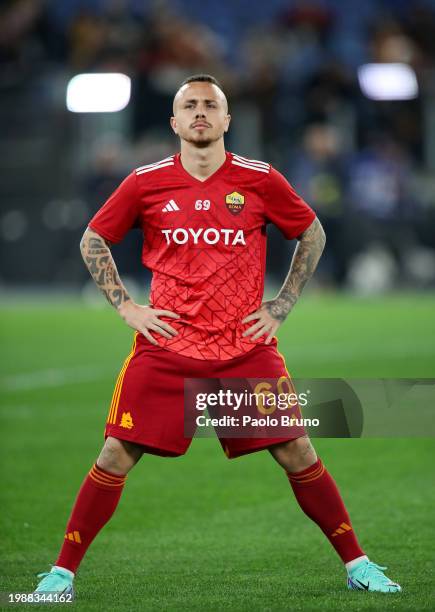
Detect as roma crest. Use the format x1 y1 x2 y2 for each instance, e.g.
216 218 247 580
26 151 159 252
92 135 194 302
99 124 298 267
225 191 245 215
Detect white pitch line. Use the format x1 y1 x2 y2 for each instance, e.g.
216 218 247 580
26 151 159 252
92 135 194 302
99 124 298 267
0 365 111 391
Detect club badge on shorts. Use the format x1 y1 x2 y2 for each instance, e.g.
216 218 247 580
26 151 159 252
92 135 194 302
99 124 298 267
225 191 245 215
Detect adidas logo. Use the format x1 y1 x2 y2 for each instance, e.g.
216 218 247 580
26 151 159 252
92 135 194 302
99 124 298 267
65 530 81 543
331 522 352 537
162 200 180 213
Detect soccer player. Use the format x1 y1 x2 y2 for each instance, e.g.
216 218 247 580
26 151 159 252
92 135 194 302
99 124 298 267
35 75 401 596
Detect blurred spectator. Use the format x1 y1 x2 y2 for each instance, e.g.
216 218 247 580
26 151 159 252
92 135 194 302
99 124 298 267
67 2 143 71
0 0 49 86
288 124 348 285
83 133 129 215
346 135 419 283
68 12 109 70
348 135 414 221
81 133 143 281
133 6 229 134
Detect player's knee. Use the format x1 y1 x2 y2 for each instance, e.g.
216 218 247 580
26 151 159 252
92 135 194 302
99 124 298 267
269 436 317 472
97 436 143 476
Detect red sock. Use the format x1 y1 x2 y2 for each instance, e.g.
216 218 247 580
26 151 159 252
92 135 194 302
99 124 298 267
55 463 126 573
287 458 364 563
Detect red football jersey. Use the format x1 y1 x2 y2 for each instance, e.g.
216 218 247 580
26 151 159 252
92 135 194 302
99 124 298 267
89 152 315 360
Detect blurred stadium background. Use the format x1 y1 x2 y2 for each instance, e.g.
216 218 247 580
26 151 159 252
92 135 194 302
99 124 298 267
1 0 435 292
1 1 434 610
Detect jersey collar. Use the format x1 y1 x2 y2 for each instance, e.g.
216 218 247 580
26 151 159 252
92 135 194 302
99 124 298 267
174 151 232 186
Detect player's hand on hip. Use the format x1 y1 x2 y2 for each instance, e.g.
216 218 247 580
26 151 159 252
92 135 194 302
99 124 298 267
242 301 283 345
118 302 179 345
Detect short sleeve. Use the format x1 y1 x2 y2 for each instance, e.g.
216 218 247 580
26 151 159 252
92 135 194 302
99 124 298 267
88 172 140 243
264 167 316 240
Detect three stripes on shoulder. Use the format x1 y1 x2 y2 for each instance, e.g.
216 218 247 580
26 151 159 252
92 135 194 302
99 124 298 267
135 154 270 176
136 156 175 175
231 154 270 173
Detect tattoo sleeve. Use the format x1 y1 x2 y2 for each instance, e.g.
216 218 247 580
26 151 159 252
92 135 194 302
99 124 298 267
80 227 131 310
266 217 326 321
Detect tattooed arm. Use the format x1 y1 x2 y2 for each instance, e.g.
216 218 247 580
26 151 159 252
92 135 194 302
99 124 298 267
242 217 326 344
80 227 179 344
80 228 129 310
265 217 326 320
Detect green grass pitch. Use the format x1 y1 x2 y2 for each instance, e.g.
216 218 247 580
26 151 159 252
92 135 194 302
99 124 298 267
1 293 434 611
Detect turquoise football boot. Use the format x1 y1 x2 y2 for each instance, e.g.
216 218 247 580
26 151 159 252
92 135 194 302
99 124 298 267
347 559 401 593
34 567 74 596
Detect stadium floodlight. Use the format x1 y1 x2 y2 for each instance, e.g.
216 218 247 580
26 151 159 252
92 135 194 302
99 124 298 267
66 73 131 112
357 63 418 100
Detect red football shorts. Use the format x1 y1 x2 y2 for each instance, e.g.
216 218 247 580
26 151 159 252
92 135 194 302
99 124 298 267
104 332 303 458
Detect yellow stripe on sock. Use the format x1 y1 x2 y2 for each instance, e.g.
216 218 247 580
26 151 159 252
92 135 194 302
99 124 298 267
91 464 125 482
89 469 126 487
89 472 125 488
288 462 324 483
